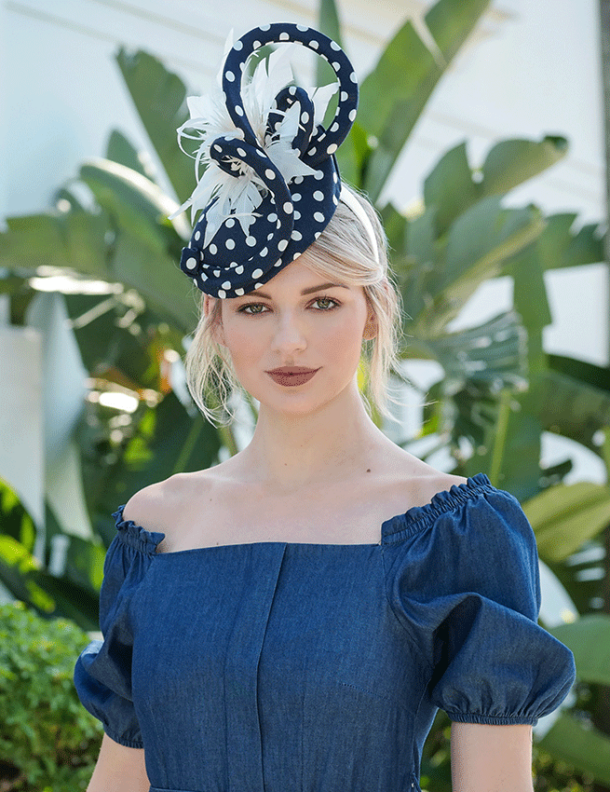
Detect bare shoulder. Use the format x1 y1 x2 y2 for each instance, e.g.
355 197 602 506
121 469 216 536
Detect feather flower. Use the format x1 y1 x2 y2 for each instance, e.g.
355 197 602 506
170 37 339 245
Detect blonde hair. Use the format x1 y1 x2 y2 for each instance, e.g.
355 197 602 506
184 185 404 426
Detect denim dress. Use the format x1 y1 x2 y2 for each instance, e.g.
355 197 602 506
74 474 575 792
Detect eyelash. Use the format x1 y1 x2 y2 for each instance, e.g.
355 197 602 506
237 296 341 315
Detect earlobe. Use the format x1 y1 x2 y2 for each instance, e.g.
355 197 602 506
363 313 378 341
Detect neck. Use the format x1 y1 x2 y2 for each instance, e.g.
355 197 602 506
239 381 382 493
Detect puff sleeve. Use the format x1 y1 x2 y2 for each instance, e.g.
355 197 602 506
73 507 164 748
386 476 576 726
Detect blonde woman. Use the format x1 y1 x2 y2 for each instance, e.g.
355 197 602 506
75 23 575 792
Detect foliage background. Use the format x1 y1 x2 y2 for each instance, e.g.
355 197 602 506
0 0 609 789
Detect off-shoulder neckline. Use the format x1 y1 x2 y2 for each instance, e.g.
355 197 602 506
112 473 495 556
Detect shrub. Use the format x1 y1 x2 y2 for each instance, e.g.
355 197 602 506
0 601 102 791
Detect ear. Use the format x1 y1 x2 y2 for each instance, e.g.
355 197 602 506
363 309 378 341
203 295 226 347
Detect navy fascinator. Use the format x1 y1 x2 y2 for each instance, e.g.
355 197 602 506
172 23 359 298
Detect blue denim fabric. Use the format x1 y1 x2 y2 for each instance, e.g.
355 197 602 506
74 474 575 792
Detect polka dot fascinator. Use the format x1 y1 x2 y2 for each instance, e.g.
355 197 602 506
171 22 359 298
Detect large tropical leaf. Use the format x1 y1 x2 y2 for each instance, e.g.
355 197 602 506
523 482 610 562
116 49 194 202
354 0 490 199
550 614 610 686
539 713 610 786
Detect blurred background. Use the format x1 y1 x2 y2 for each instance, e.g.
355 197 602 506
0 0 609 789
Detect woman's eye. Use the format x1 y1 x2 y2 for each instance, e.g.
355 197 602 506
239 303 267 315
312 297 339 311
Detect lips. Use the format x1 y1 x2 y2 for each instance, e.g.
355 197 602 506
266 367 320 387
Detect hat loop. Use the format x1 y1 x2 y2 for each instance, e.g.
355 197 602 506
222 23 358 166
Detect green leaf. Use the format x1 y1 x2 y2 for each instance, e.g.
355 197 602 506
480 136 568 196
537 366 610 453
358 0 490 200
116 49 194 203
550 614 610 686
539 712 610 786
423 142 478 236
316 0 344 87
79 159 190 247
523 482 610 561
106 129 151 180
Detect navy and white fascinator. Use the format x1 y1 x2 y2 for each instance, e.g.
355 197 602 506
172 23 361 298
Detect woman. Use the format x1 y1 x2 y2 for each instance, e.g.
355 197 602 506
75 23 575 792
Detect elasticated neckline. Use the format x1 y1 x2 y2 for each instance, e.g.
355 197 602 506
111 473 494 555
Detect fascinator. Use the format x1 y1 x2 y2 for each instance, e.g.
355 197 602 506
173 22 373 298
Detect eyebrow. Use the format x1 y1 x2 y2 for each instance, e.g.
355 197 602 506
245 282 349 300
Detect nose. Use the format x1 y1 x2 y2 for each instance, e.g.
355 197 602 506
270 309 307 356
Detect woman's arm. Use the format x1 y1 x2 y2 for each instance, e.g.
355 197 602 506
450 723 534 792
86 733 149 792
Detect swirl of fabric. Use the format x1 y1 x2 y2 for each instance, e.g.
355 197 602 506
175 22 359 298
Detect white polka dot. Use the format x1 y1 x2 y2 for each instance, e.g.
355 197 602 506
253 40 261 49
214 269 221 277
274 121 282 131
315 231 321 239
237 147 246 156
293 252 301 260
349 109 357 121
185 257 197 269
330 122 339 133
194 230 201 241
265 168 276 179
234 40 243 51
222 280 231 289
252 268 263 278
297 24 309 32
350 72 357 82
330 40 340 51
226 239 236 250
260 247 268 257
309 40 319 49
229 261 237 268
256 149 265 156
291 230 302 241
313 190 324 201
319 132 326 141
209 243 217 254
278 239 288 251
226 218 235 228
314 170 324 180
279 32 289 40
314 212 325 222
292 193 301 202
294 176 304 185
254 282 263 289
274 259 283 267
340 91 348 101
333 194 339 205
213 144 222 152
201 273 208 280
309 146 317 155
267 233 274 240
268 213 278 222
246 236 257 247
327 143 338 154
235 105 244 116
332 62 340 70
289 85 297 95
235 288 244 296
333 172 338 183
218 289 226 298
283 202 293 214
294 211 301 220
260 23 270 31
236 265 244 274
301 112 310 123
226 71 235 82
200 252 205 261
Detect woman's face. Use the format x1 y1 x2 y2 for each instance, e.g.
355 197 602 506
207 259 376 417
